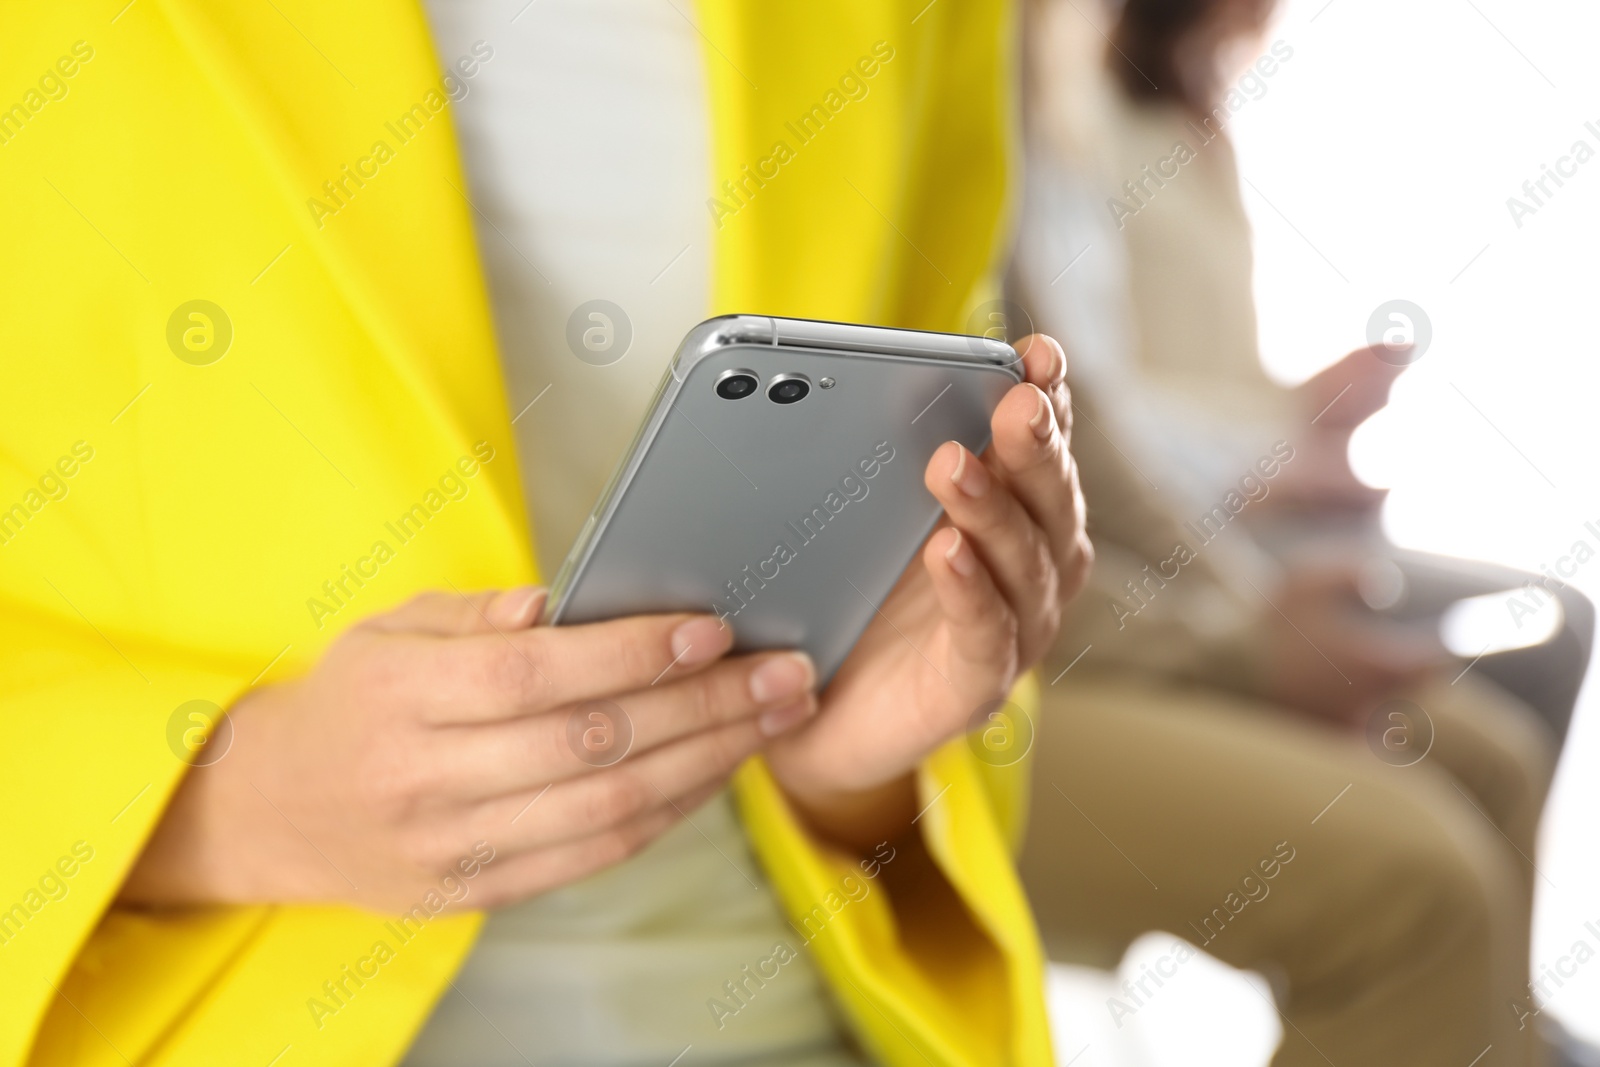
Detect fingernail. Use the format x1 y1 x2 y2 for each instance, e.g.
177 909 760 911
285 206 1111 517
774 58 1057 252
750 652 815 704
1048 339 1067 384
501 585 548 626
949 443 990 498
945 528 977 577
672 616 734 667
759 696 817 737
1029 386 1053 440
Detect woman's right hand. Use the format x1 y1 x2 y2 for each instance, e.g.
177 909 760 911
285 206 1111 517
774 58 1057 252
120 587 818 912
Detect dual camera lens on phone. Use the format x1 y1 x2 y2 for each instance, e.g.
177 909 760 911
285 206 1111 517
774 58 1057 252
715 369 812 405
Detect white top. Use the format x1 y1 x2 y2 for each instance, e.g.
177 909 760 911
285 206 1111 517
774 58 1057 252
408 2 862 1064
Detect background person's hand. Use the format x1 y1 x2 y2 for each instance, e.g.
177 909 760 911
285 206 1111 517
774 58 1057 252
763 334 1093 848
1263 561 1449 729
1264 345 1410 512
121 590 818 912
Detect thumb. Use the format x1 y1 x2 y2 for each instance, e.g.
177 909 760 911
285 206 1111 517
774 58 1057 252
1282 559 1367 602
360 585 547 635
1356 620 1450 678
1299 346 1407 429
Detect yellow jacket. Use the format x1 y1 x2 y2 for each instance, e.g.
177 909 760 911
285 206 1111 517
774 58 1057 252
0 2 1051 1063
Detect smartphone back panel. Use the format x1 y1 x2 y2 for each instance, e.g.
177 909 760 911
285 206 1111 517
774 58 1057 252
547 316 1021 685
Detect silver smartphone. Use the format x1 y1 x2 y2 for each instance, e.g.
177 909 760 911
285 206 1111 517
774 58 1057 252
544 315 1022 685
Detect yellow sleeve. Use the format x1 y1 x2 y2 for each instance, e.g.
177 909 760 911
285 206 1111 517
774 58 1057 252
0 603 490 1067
2 7 523 1063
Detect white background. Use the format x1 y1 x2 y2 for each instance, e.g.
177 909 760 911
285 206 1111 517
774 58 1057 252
1237 0 1600 1046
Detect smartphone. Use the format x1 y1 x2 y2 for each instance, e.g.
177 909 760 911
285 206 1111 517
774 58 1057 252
544 315 1022 685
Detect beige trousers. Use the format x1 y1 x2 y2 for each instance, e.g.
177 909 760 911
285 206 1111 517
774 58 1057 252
1019 669 1556 1066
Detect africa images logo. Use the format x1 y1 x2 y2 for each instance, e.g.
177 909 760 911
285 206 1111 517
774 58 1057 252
712 441 895 622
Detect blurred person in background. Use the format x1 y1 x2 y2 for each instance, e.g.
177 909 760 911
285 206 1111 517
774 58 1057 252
1011 0 1592 1062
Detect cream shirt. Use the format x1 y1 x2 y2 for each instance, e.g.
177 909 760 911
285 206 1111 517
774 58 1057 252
1012 2 1282 692
408 2 862 1064
1014 0 1292 511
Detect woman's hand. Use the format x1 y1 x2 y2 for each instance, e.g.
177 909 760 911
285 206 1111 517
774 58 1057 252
1267 344 1409 512
763 334 1092 847
121 590 818 912
123 334 1089 902
1264 562 1448 729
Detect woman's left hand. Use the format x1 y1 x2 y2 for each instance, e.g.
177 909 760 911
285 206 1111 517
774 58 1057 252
763 334 1092 846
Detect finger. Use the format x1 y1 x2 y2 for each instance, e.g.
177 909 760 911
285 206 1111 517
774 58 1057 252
986 380 1088 556
484 586 549 630
362 586 547 636
464 799 690 909
1007 335 1094 602
361 589 497 634
924 439 1056 644
601 649 816 753
1004 333 1086 541
1014 333 1071 434
1300 346 1408 429
1284 561 1368 600
433 650 816 794
923 526 1019 702
414 612 738 723
988 382 1095 604
472 709 787 850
